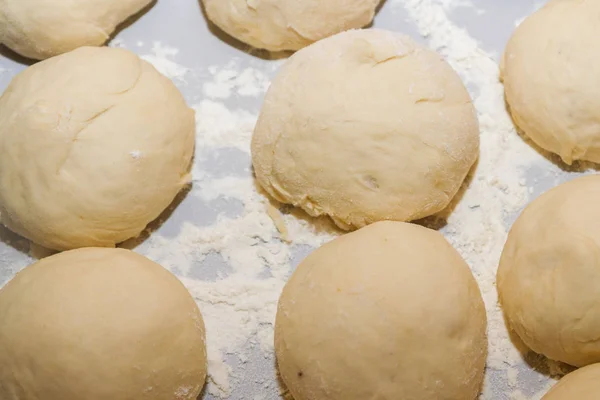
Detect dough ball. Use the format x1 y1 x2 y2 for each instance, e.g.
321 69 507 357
0 46 195 251
501 0 600 164
0 248 207 400
498 175 600 367
0 0 152 60
542 364 600 400
252 29 479 230
275 221 487 400
202 0 382 52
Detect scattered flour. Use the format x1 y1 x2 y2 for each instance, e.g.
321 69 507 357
191 101 257 153
108 39 189 82
439 0 484 14
203 60 271 99
141 42 190 82
0 1 584 400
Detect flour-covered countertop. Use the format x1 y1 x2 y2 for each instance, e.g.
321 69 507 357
0 1 587 399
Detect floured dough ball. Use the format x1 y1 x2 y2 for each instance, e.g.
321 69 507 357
542 364 600 399
0 248 207 400
498 175 600 367
202 0 382 52
252 29 479 230
0 46 195 251
0 0 153 59
275 221 487 400
501 0 600 164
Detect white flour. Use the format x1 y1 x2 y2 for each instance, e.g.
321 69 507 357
0 1 585 399
140 42 190 82
203 61 271 99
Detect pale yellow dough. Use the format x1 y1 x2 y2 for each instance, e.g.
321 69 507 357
0 0 152 60
0 0 153 60
498 175 600 367
542 364 600 400
275 221 487 400
202 0 382 52
0 46 195 251
502 0 600 164
252 29 479 230
0 248 207 400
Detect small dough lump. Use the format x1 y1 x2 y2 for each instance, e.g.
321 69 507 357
0 0 153 59
202 0 382 52
0 248 207 400
0 46 195 251
501 0 600 164
252 29 479 230
542 364 600 400
498 175 600 367
275 221 487 400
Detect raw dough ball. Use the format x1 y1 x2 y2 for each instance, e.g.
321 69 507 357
0 248 207 400
542 364 600 400
252 29 479 230
501 0 600 164
498 175 600 367
0 46 195 251
202 0 382 52
542 364 600 399
0 0 152 59
275 221 487 400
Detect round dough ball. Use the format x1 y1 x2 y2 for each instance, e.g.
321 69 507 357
498 175 600 367
501 0 600 164
275 221 487 400
0 248 207 400
542 364 600 400
0 46 195 251
252 29 479 230
202 0 382 52
0 0 153 60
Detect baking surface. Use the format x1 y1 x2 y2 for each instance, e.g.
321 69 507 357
0 0 588 399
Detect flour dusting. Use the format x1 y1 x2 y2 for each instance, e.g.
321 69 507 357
141 42 190 82
204 60 272 99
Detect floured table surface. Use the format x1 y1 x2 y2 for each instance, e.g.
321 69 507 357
0 1 586 399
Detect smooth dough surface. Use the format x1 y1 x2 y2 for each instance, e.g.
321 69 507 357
501 0 600 164
252 29 479 230
542 364 600 400
498 175 600 367
202 0 382 52
275 221 487 400
0 0 152 60
0 46 195 251
0 248 207 400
